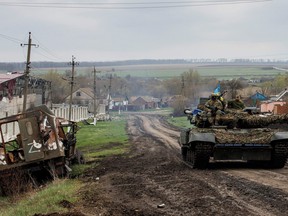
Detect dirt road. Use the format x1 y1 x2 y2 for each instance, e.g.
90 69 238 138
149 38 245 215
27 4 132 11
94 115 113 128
75 113 288 216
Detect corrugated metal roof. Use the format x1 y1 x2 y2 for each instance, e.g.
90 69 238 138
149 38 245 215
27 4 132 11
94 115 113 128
250 92 267 100
0 73 24 84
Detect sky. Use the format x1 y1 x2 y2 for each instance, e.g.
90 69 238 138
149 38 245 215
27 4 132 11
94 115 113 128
0 0 287 62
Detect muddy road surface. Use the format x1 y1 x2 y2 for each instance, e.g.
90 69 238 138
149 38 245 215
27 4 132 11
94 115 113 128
65 114 288 215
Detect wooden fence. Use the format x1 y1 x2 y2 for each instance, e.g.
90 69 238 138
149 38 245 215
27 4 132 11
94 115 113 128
0 105 88 140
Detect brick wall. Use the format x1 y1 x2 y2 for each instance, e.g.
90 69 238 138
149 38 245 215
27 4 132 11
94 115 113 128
274 104 288 114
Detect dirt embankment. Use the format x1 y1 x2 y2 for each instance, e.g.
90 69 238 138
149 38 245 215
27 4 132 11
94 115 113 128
43 113 288 216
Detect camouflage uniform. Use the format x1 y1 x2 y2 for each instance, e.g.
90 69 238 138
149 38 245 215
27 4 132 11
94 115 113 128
204 96 223 125
227 97 245 110
219 96 227 110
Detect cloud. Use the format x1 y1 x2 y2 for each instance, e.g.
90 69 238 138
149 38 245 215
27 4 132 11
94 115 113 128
0 0 288 62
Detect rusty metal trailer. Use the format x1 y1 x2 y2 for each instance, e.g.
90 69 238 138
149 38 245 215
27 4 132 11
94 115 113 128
0 105 84 195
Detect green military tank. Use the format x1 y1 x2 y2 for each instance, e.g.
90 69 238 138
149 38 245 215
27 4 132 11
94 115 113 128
179 107 288 169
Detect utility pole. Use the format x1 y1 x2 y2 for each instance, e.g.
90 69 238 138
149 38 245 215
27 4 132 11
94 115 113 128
92 67 101 118
124 84 128 111
181 75 185 97
68 56 78 121
107 74 112 115
21 32 38 112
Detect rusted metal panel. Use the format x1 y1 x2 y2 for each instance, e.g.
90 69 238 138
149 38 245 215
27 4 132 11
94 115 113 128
18 117 44 162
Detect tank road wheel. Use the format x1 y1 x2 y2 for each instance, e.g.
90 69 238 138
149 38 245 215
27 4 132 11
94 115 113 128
187 142 211 169
270 141 288 169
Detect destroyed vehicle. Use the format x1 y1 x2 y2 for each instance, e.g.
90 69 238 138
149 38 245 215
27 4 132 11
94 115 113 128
0 105 85 195
179 108 288 169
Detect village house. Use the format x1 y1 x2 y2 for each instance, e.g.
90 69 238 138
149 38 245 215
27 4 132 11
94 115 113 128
111 97 129 111
162 95 189 107
64 87 108 114
129 96 161 110
64 87 94 107
244 91 268 107
260 88 288 114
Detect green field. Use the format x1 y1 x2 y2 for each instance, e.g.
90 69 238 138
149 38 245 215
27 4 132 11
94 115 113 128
76 116 129 162
31 64 286 80
167 116 192 129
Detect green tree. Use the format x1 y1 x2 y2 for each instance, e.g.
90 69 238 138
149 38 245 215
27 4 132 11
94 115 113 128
259 75 288 97
270 74 288 95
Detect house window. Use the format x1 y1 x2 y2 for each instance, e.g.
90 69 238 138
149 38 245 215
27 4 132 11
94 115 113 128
76 92 81 96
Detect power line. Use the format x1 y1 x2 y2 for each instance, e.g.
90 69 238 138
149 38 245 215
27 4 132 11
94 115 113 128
0 33 32 61
0 32 66 65
0 0 272 9
0 0 272 5
32 49 61 61
32 34 67 61
0 33 25 44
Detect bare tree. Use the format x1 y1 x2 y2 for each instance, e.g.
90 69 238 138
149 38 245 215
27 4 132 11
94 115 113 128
40 69 70 103
182 69 200 100
221 79 244 99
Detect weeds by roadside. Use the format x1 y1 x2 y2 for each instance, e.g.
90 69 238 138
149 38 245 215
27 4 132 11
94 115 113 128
0 179 81 216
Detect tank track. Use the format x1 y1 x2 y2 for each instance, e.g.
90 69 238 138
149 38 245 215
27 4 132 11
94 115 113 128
186 142 212 169
271 141 288 168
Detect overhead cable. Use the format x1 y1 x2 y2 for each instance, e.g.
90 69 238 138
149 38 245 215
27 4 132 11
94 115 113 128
0 0 272 9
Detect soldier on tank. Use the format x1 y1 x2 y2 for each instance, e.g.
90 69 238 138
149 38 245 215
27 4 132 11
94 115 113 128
204 93 223 126
217 90 228 111
227 95 245 110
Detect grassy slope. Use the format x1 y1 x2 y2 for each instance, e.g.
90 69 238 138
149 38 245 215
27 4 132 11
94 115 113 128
0 179 81 216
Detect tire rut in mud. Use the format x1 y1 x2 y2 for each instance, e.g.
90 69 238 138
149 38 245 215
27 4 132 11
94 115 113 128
75 113 288 216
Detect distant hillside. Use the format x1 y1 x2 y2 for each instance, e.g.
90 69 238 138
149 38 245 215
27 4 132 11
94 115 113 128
1 59 188 71
0 59 287 72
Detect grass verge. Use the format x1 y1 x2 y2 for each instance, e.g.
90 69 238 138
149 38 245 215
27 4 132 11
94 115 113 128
76 115 129 162
166 116 192 129
0 179 81 216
